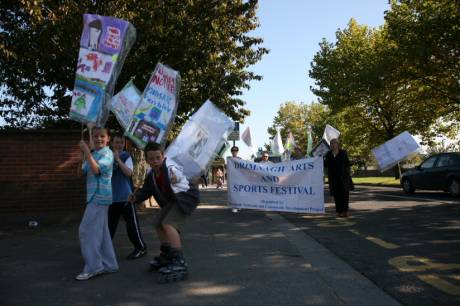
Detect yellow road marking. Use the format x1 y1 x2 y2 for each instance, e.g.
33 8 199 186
389 255 460 272
418 274 460 296
389 255 460 295
349 229 399 249
315 220 355 227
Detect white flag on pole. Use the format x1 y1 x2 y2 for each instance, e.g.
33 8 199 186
241 127 253 148
322 124 340 145
285 131 297 151
271 129 285 156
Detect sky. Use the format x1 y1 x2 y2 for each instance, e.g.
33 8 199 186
231 0 391 159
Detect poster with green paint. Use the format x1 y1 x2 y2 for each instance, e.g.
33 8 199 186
125 63 181 149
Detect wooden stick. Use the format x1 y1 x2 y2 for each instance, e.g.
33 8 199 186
87 122 95 150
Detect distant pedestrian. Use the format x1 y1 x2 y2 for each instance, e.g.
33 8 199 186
76 127 118 281
200 172 208 188
324 138 354 218
108 133 146 260
259 151 272 163
231 146 241 159
230 146 241 213
216 168 224 189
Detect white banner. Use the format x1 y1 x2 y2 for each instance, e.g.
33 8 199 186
227 157 325 214
372 131 421 172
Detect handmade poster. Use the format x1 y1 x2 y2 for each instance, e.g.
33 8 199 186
322 124 340 145
165 100 234 179
372 131 421 172
227 157 325 214
79 14 131 55
70 14 136 126
311 139 330 157
111 80 141 131
70 78 106 123
75 48 116 83
126 63 181 149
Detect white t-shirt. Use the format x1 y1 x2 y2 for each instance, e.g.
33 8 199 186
124 157 134 171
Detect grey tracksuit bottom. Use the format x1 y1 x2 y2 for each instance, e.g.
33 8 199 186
79 203 118 274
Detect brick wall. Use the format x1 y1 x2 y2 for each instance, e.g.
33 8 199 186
0 130 85 215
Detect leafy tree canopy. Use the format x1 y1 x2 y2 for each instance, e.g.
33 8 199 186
0 0 268 129
385 0 460 116
266 101 330 155
310 18 445 150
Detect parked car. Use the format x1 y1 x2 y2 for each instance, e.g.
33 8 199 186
400 152 460 197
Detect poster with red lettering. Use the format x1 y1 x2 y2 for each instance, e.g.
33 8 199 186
126 63 181 149
70 14 136 126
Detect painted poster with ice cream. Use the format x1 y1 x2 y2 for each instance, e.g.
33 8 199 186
126 63 181 149
70 14 136 126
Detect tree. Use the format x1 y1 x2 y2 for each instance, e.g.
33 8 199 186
0 0 268 128
309 19 441 157
385 0 460 117
266 101 330 155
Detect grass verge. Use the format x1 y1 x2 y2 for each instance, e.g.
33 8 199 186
352 177 400 186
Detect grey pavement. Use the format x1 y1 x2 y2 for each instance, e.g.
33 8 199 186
0 188 402 306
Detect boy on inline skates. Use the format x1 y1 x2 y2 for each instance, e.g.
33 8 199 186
129 142 199 283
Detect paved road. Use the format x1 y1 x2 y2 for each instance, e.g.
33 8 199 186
283 185 460 306
1 185 457 306
0 188 402 306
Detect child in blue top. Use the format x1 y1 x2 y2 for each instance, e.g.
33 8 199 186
76 127 118 281
108 133 146 259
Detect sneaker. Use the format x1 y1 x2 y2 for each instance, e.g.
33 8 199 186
75 269 104 281
127 249 147 260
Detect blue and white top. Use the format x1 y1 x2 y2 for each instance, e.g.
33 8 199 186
83 146 113 205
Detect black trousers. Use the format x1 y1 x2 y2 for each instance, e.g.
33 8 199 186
108 202 146 251
332 187 349 213
200 175 208 187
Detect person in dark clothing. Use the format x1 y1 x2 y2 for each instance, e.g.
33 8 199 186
108 134 146 260
200 173 208 188
324 138 354 218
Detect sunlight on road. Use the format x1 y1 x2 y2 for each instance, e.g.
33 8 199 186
185 282 241 296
